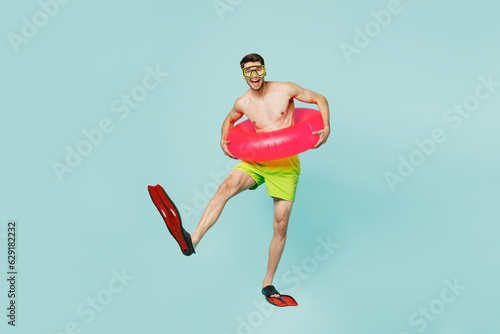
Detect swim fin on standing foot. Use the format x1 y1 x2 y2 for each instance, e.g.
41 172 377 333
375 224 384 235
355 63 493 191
262 285 298 307
148 184 195 256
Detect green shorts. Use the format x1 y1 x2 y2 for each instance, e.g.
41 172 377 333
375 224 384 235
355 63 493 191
233 155 301 202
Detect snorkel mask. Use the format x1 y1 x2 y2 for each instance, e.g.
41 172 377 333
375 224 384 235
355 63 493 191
242 65 266 79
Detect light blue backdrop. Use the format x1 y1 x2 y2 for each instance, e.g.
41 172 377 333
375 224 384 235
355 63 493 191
1 0 499 333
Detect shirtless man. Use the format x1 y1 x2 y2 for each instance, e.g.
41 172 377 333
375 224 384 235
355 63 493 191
148 53 330 307
191 53 330 305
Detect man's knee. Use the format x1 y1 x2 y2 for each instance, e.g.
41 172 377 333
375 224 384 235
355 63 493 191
216 177 238 199
273 216 289 236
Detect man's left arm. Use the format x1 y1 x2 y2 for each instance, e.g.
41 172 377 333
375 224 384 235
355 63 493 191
285 82 330 148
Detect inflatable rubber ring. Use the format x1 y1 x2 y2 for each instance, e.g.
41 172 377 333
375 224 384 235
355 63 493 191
227 108 324 161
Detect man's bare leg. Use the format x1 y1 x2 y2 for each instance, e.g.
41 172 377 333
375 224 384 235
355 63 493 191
263 198 294 296
191 169 256 248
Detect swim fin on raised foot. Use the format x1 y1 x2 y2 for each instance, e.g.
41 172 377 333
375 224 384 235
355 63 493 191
148 184 195 256
262 285 298 307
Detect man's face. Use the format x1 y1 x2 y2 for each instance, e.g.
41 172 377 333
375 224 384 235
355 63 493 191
242 61 266 91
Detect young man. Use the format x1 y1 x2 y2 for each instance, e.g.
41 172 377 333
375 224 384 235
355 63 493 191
149 53 330 307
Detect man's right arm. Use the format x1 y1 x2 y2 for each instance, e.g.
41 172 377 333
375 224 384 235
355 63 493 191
220 100 244 159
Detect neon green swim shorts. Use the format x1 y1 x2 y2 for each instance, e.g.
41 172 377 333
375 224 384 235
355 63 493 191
233 155 301 202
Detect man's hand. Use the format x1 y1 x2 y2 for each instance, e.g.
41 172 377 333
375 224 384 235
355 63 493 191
221 139 237 159
312 126 330 149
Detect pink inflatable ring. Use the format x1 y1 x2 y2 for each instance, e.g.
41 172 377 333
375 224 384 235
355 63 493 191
227 108 324 161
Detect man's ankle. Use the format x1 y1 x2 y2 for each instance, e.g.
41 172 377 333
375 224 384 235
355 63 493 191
262 280 273 287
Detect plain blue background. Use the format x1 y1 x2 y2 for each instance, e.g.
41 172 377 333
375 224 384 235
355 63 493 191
1 0 499 333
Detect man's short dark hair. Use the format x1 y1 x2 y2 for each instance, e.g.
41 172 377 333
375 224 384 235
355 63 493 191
240 53 265 68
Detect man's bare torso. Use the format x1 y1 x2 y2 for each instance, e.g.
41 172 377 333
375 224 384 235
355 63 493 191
237 81 295 133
